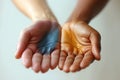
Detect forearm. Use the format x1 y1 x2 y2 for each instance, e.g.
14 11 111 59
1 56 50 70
67 0 109 23
12 0 57 22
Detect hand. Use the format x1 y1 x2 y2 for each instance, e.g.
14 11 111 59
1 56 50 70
15 20 61 73
58 20 101 72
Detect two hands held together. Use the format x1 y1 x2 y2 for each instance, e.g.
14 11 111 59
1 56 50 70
15 20 101 73
12 0 105 73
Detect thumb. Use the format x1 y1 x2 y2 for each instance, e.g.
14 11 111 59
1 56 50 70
15 30 30 59
90 32 101 60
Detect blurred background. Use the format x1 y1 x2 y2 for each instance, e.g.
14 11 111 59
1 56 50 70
0 0 120 80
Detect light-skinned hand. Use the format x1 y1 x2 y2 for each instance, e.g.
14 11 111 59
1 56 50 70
15 20 61 73
58 20 101 72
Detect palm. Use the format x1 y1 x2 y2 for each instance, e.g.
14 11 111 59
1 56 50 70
16 20 61 73
62 21 94 55
24 21 51 53
26 21 60 54
59 21 101 72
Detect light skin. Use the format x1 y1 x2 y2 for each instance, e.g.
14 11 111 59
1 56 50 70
58 0 108 72
12 0 61 73
59 20 101 72
12 0 108 73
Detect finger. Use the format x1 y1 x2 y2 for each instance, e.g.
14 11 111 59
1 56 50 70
16 30 30 59
90 33 101 60
58 51 67 70
63 55 75 73
80 51 94 69
41 54 50 73
61 45 73 55
32 53 42 73
70 54 83 72
21 48 33 68
50 49 60 69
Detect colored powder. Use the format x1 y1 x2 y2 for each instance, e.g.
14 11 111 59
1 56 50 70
38 25 60 54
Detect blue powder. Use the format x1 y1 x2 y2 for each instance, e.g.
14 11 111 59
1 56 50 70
37 25 60 54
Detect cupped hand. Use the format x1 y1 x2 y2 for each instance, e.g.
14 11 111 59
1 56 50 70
58 20 101 72
15 20 61 73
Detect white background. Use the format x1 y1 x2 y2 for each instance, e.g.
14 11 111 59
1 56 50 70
0 0 120 80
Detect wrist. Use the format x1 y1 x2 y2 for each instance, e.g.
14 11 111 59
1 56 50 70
31 14 57 22
30 3 57 22
32 17 59 26
66 17 91 24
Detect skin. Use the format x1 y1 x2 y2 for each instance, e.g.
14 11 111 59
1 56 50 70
12 0 61 73
37 22 60 54
12 0 108 73
59 20 101 72
58 0 109 72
